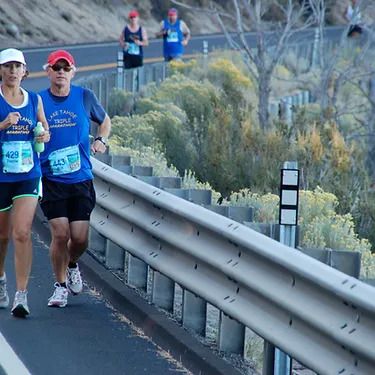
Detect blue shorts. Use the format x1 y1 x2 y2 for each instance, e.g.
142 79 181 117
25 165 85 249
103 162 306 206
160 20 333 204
0 178 42 211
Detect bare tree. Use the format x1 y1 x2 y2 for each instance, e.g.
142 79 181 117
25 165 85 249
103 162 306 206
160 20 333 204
307 0 375 178
172 0 315 129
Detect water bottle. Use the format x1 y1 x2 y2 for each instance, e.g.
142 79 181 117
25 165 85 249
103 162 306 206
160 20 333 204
33 121 45 153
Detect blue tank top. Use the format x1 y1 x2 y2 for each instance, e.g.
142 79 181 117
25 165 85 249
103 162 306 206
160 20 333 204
124 26 143 57
163 19 184 58
0 90 40 182
39 85 93 183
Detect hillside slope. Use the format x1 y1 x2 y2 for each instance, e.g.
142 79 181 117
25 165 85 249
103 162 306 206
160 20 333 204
0 0 349 48
0 0 223 48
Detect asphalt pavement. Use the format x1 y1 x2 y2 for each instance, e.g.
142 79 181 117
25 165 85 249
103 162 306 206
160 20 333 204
0 228 189 375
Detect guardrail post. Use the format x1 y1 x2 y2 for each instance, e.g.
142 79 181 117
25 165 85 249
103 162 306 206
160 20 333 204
203 40 208 71
264 162 299 375
302 90 310 105
116 50 124 89
89 227 107 256
98 79 103 105
182 290 206 336
161 63 166 82
127 254 148 291
277 161 299 374
218 312 245 354
104 75 110 112
370 78 375 103
296 93 303 107
105 240 125 270
263 341 276 375
281 97 293 126
131 69 137 94
137 66 145 91
311 27 320 69
152 271 175 312
269 100 280 120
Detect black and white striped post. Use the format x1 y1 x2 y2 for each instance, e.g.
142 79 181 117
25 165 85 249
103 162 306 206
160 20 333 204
264 161 299 375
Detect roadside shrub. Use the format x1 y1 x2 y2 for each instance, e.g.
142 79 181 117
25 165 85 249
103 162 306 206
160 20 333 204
108 88 135 117
169 59 197 75
110 114 156 150
229 186 375 277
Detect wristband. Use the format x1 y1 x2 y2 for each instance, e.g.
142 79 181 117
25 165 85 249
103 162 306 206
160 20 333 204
95 136 107 145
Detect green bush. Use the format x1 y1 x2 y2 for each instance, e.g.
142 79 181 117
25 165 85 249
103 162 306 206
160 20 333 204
108 88 135 117
107 50 374 258
229 186 375 277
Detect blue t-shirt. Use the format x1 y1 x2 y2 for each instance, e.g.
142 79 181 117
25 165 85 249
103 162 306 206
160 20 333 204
163 19 184 58
0 89 41 182
39 85 106 184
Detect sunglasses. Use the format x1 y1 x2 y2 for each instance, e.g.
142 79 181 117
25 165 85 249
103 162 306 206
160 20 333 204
50 65 73 72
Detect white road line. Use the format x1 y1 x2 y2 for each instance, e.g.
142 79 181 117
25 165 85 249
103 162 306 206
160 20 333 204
0 332 31 375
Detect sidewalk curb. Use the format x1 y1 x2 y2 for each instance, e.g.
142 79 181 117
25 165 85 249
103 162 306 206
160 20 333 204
33 208 242 375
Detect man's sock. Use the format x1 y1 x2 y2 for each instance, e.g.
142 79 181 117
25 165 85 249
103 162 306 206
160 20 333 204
68 262 77 269
58 282 67 288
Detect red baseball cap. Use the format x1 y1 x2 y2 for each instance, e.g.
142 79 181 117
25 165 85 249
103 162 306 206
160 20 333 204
168 8 178 16
128 10 139 18
47 50 75 67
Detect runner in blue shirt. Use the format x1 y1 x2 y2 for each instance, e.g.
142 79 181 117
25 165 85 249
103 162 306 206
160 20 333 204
156 8 191 61
39 50 111 308
0 48 50 318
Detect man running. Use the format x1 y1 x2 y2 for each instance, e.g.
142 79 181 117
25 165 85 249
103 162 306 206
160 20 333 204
156 8 191 61
39 50 111 307
119 9 149 69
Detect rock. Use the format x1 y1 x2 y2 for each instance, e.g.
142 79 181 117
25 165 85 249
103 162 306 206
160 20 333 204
5 23 20 39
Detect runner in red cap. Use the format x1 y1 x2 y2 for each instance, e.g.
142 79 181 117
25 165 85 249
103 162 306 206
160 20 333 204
156 7 190 61
45 50 75 68
119 9 148 69
39 50 111 308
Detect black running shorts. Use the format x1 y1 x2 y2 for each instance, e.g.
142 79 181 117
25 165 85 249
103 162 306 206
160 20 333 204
0 178 41 211
40 178 96 222
124 54 143 69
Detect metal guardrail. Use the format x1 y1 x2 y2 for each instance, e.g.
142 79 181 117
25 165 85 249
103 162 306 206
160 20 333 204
91 157 375 375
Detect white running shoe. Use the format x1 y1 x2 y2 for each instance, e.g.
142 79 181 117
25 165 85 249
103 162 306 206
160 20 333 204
11 290 29 318
66 264 83 295
0 275 9 308
48 283 68 307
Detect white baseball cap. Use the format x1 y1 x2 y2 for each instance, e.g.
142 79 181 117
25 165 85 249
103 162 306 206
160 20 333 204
0 48 26 65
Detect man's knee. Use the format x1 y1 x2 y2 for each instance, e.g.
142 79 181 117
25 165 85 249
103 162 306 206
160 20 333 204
70 234 88 249
51 225 70 244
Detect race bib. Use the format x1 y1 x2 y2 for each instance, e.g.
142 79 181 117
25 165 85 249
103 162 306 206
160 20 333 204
127 43 140 55
48 145 81 175
2 141 34 173
167 31 179 43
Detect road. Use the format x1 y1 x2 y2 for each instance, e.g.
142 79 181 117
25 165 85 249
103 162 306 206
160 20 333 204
21 26 344 92
0 228 190 375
